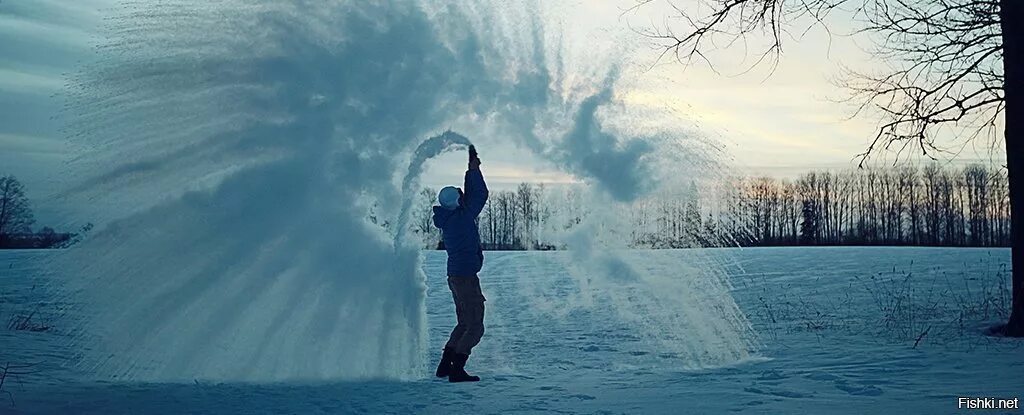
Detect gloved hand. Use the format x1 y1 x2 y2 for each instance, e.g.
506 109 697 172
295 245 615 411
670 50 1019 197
468 145 481 170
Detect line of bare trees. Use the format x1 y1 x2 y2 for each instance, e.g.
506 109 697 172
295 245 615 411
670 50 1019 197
0 175 87 249
413 183 559 250
411 164 1011 250
719 164 1011 247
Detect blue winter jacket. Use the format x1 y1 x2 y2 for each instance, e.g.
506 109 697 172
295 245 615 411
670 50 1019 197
433 169 489 277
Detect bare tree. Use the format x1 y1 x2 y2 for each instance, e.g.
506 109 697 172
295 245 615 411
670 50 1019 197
415 187 440 248
516 183 537 249
634 0 1024 336
0 175 35 247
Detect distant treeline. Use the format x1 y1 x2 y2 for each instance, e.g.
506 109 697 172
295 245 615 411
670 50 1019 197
410 164 1011 250
714 164 1010 247
410 183 559 251
0 175 89 249
0 227 88 249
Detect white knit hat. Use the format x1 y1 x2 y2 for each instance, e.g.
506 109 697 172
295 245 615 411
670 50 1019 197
438 186 461 209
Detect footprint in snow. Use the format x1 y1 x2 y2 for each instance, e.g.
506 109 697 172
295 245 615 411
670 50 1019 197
731 400 768 411
834 380 883 396
756 370 786 381
804 372 839 381
744 386 812 399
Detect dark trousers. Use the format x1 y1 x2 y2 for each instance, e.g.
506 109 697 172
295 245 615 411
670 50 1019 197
445 275 486 355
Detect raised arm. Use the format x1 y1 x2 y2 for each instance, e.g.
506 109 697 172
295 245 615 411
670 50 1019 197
464 148 488 218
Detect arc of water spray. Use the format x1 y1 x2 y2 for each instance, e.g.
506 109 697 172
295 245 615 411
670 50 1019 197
393 130 473 249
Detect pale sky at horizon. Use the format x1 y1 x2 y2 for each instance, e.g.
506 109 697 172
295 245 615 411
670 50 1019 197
1 1 1008 225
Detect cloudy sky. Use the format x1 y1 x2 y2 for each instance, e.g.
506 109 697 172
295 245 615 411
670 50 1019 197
0 1 1006 224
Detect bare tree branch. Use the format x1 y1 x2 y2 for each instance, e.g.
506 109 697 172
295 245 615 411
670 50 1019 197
632 0 1004 165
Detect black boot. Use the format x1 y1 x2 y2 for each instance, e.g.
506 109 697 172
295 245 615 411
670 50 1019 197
448 353 480 383
435 348 455 378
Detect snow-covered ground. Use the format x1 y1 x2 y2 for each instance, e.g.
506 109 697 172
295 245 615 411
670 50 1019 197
1 247 1020 414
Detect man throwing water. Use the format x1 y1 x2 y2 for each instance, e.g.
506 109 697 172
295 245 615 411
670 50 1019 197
432 145 488 383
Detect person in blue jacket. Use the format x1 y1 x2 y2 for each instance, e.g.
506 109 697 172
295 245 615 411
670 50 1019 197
432 145 488 383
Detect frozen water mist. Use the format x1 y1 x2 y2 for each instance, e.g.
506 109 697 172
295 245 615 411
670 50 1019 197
394 130 472 248
53 0 754 381
551 206 756 369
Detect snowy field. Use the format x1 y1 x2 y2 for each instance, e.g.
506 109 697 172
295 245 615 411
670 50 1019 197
0 247 1020 414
